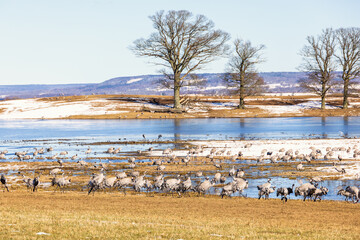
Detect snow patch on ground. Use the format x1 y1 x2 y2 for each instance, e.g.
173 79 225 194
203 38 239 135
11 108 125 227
200 86 227 90
190 100 343 113
254 101 340 114
0 99 128 119
126 78 143 84
207 102 238 109
262 93 317 96
267 83 283 89
149 139 360 159
0 164 28 171
149 138 360 179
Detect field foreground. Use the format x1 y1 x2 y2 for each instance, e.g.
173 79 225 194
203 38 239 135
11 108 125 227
0 191 359 239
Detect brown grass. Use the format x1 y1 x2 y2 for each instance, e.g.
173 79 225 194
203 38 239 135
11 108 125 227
302 108 360 117
66 107 296 119
6 94 357 119
0 191 359 239
38 94 358 119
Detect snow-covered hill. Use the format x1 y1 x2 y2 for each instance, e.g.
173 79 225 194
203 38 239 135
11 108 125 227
0 72 357 99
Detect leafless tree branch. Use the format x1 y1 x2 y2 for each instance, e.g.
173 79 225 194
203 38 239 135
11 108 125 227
335 27 360 108
298 28 338 109
130 10 230 109
224 38 267 109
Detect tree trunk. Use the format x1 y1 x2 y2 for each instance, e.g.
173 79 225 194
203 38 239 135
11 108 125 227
238 74 245 109
343 79 349 109
239 98 245 109
321 94 326 109
173 73 181 109
320 81 326 110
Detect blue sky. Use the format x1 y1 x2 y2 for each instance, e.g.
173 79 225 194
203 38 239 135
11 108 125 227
0 0 359 85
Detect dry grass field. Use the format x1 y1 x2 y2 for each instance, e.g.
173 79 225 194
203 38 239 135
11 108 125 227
1 191 359 239
58 94 360 119
1 94 359 119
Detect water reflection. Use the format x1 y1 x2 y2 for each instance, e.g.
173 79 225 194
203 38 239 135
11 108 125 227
238 118 246 140
173 118 182 148
343 116 349 138
0 117 359 141
321 117 328 138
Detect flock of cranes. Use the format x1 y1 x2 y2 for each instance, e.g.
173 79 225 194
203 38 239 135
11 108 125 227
1 165 359 203
1 137 360 203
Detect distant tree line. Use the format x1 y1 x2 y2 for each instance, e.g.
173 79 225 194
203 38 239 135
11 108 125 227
131 10 360 110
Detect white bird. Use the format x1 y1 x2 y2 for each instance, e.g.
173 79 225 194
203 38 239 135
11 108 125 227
77 160 87 167
85 147 92 155
60 151 68 156
296 163 304 171
195 171 202 178
50 168 62 176
229 166 236 176
157 165 166 171
116 172 127 179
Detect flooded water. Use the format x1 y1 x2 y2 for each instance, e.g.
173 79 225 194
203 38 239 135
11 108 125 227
0 116 359 141
0 117 359 201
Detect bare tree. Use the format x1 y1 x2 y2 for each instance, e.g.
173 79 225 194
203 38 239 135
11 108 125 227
335 27 360 109
298 28 338 109
224 39 266 109
131 10 230 109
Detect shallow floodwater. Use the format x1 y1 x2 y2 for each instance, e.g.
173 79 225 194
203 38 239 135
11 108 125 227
0 117 359 201
0 116 359 141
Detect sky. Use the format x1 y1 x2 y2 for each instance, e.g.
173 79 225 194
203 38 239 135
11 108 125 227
0 0 359 85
